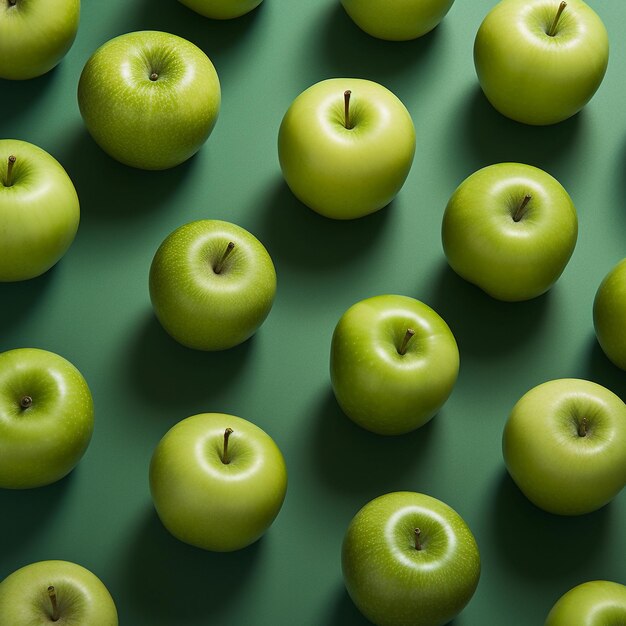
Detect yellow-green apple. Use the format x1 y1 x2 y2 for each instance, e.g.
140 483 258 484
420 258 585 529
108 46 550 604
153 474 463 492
442 162 577 301
593 258 626 370
150 412 288 552
342 492 481 626
0 348 94 489
503 378 626 515
178 0 263 19
0 560 118 625
149 219 276 351
545 580 626 626
0 139 79 282
474 0 609 125
278 78 415 220
0 0 79 80
330 295 459 435
78 31 220 170
341 0 455 41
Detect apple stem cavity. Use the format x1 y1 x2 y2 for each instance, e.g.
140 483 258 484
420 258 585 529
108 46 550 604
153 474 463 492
150 72 159 81
398 329 415 356
414 528 422 551
20 395 32 409
578 416 588 437
7 0 17 6
4 155 16 187
222 427 234 464
214 241 235 275
344 90 353 130
47 586 60 622
547 1 567 37
513 194 532 222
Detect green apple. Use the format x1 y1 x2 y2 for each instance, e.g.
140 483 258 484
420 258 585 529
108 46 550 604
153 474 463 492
593 258 626 370
178 0 263 19
150 412 288 552
0 139 80 282
474 0 609 125
0 348 94 489
545 580 626 626
0 560 118 625
342 492 480 626
330 295 459 435
0 0 79 80
340 0 455 41
149 219 276 351
503 378 626 515
442 162 577 301
278 78 415 220
78 30 220 170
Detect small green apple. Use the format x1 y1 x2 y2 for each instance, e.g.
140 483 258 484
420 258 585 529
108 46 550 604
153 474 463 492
178 0 263 19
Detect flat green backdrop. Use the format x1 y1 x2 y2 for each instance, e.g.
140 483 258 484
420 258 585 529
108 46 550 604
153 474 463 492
1 0 625 624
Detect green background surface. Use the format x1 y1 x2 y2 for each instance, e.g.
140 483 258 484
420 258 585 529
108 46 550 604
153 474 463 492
1 0 625 624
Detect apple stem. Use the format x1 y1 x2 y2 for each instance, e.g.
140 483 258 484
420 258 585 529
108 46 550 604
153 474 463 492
48 586 59 622
344 90 352 130
222 427 234 464
414 528 422 551
4 155 16 187
547 1 567 36
513 194 532 222
20 395 33 409
214 242 235 275
150 72 158 81
398 329 415 355
578 417 588 437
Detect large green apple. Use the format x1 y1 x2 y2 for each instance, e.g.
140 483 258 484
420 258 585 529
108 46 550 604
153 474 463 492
474 0 609 125
150 412 288 552
0 348 94 489
0 0 79 80
545 580 626 626
340 0 455 41
278 78 415 219
78 30 220 170
330 295 459 435
0 139 80 282
503 378 626 515
442 162 577 301
342 492 481 626
178 0 263 19
0 560 118 625
149 219 276 351
593 258 626 370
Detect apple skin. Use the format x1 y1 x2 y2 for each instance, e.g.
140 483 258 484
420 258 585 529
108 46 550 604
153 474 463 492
0 139 80 282
178 0 263 19
342 492 480 626
545 580 626 626
474 0 609 126
330 295 459 435
593 259 626 370
0 348 94 489
0 0 79 80
278 78 415 220
78 30 220 170
340 0 455 41
0 560 118 626
149 219 276 351
150 413 288 552
442 162 577 302
503 378 626 516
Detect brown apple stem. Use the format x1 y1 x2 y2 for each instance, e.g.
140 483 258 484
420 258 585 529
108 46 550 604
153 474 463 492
578 417 588 437
20 395 33 409
214 242 235 274
5 155 16 187
513 194 532 222
48 586 59 622
414 528 422 551
398 329 415 355
547 1 567 36
222 427 234 464
150 72 158 81
344 90 352 130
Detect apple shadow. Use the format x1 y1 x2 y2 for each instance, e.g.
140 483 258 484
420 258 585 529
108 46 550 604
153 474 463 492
0 69 59 122
116 507 265 624
584 335 626 399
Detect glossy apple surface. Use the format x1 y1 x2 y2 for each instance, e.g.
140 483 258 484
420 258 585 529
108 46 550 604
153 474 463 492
342 492 480 626
330 295 459 435
0 348 94 489
278 78 415 219
503 378 626 515
0 0 79 80
178 0 262 19
149 219 276 351
341 0 455 41
593 258 626 370
0 560 118 626
150 413 288 552
474 0 609 125
78 30 220 170
545 580 626 626
0 139 80 282
442 162 577 301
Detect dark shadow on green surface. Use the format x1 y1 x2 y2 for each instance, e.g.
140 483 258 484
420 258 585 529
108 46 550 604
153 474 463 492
0 70 59 122
117 507 264 623
429 263 551 356
584 336 626 399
